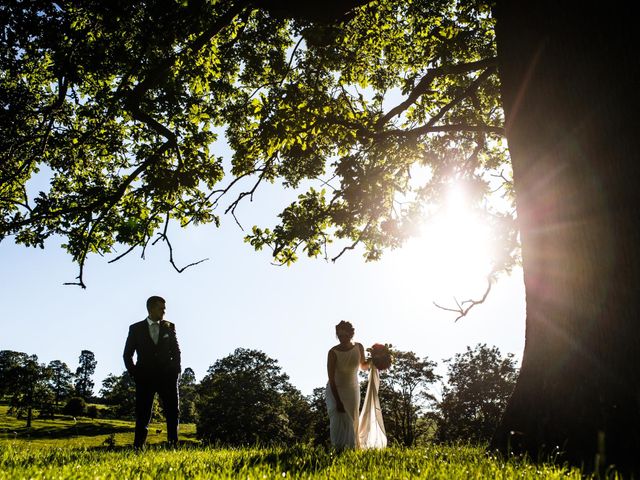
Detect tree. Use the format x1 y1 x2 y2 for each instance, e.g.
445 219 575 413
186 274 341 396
0 0 513 287
74 350 97 399
100 371 136 418
308 387 331 447
178 367 199 423
282 385 315 444
196 348 305 446
3 0 639 468
0 350 30 398
100 370 162 420
47 360 74 407
434 344 517 444
87 405 99 419
63 396 87 417
375 350 439 446
0 350 52 427
487 2 640 470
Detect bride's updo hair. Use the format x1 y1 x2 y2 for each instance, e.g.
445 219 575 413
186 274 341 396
335 320 355 339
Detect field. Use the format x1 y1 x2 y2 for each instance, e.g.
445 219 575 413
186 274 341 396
0 405 608 479
0 403 197 449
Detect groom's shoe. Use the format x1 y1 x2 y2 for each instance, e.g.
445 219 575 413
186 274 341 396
133 432 147 451
133 427 148 451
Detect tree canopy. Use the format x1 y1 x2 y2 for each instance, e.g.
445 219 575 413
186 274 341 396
47 360 74 406
1 0 516 291
371 349 439 446
196 348 310 445
0 350 53 427
435 343 517 443
74 350 97 399
100 371 136 418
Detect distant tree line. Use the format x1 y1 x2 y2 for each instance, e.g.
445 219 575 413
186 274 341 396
0 344 518 446
0 349 98 427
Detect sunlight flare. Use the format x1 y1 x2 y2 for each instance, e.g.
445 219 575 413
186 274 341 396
400 185 494 297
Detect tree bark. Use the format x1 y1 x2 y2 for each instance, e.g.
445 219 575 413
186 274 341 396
492 1 640 471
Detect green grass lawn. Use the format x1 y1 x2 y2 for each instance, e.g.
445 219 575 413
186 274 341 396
0 405 610 479
0 404 197 449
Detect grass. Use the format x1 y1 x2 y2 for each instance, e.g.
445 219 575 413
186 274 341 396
0 443 597 479
0 405 610 479
0 403 197 449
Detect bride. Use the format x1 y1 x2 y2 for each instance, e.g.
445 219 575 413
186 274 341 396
326 320 387 449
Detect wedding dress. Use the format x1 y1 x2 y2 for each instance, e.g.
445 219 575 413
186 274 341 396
326 345 361 448
326 345 387 449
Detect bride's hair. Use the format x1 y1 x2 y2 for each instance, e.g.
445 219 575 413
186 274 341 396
335 320 355 339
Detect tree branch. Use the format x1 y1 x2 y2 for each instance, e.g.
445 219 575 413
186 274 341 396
151 215 209 273
489 169 513 193
123 4 249 171
224 165 271 230
64 141 173 288
67 6 250 285
331 220 372 262
377 58 497 127
0 77 68 188
433 275 493 321
381 123 505 138
424 66 497 130
244 35 304 103
128 4 247 102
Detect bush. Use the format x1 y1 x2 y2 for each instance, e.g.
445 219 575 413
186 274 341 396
63 397 86 417
86 405 98 419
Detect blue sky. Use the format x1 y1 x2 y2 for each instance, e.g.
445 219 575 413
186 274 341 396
0 173 525 396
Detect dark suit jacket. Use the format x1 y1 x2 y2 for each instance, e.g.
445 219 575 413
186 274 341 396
123 319 181 382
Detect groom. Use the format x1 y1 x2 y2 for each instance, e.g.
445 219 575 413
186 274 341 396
123 295 181 449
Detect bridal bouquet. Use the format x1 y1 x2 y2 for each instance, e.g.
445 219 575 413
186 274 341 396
367 343 393 370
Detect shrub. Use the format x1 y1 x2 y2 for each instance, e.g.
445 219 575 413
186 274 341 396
63 397 86 417
86 405 98 419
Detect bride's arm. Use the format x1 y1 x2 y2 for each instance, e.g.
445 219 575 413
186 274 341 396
358 343 370 370
327 350 345 412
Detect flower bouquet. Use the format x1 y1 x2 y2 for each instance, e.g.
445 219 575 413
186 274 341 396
367 343 393 370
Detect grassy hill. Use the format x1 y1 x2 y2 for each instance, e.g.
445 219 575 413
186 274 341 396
0 404 197 449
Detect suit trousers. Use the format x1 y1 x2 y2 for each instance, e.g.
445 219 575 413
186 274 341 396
134 375 179 448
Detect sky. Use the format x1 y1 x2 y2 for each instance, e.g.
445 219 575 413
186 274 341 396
0 173 526 397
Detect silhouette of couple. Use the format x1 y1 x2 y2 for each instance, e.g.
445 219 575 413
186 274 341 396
123 297 387 451
123 296 181 449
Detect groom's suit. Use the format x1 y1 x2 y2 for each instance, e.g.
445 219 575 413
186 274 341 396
123 318 181 448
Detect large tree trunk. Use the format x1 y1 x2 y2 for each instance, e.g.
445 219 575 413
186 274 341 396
492 1 640 471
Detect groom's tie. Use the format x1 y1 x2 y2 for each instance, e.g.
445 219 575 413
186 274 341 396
150 321 159 345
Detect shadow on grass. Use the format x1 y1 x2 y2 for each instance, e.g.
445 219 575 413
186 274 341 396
229 445 337 475
87 439 202 453
3 422 133 440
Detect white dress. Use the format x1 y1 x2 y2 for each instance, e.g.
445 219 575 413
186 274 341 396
326 345 361 448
